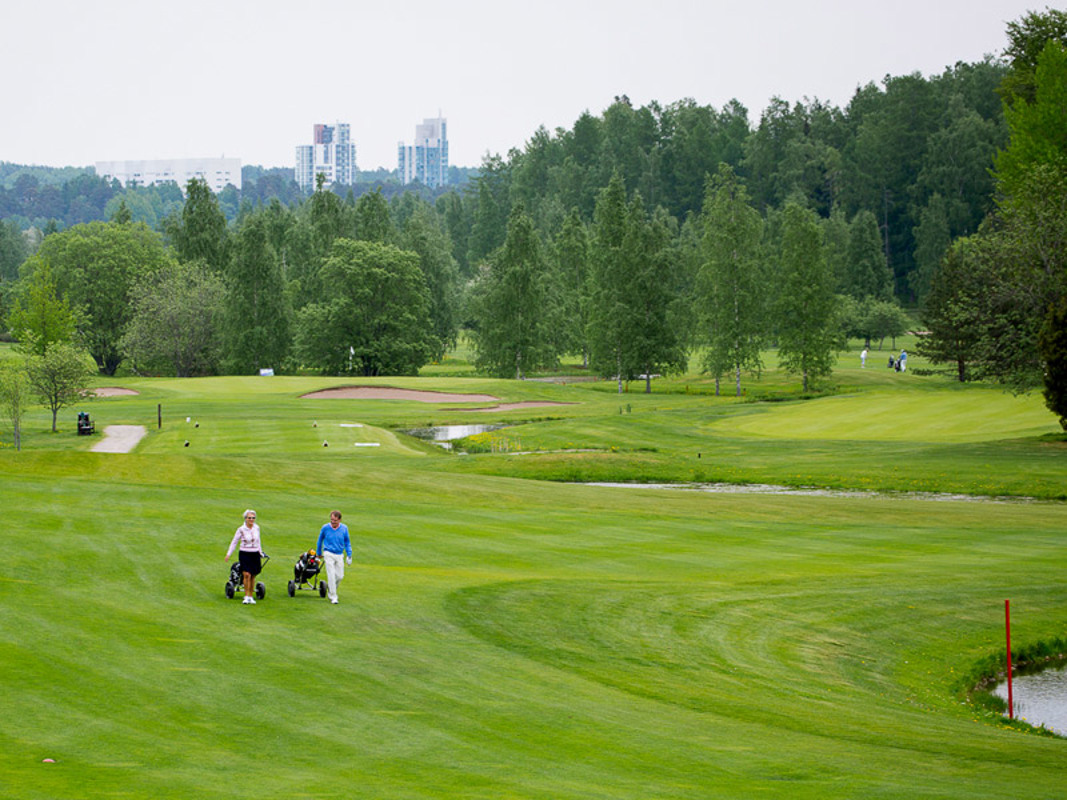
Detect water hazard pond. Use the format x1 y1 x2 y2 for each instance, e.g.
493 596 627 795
994 664 1067 736
402 424 507 448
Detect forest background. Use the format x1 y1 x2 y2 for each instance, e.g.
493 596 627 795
0 9 1064 426
0 56 1003 304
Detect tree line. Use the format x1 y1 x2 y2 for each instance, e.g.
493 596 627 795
0 163 907 395
0 163 479 238
2 51 1008 310
1 9 1065 427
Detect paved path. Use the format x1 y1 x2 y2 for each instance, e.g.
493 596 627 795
91 425 147 453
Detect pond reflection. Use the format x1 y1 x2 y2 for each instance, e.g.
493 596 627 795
994 663 1067 735
402 424 507 449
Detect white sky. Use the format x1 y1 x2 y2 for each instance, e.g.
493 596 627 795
1 0 1042 171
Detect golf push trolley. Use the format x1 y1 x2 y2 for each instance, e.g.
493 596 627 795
288 549 328 598
224 554 269 600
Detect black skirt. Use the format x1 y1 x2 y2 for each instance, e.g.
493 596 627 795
238 550 262 577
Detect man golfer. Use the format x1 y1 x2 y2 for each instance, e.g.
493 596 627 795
316 510 352 604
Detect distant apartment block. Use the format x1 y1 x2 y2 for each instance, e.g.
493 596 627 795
398 116 448 188
94 158 241 194
295 123 357 192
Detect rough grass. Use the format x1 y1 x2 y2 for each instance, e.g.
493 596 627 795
1 362 1065 799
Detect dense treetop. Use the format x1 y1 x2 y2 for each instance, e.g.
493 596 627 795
2 54 1007 303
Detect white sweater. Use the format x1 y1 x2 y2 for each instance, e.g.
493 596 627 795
226 523 263 558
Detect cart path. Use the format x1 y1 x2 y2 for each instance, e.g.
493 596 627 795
91 425 148 453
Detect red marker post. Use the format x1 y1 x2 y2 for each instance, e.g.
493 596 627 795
1005 599 1014 720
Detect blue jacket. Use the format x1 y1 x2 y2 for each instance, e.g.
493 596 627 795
317 522 352 558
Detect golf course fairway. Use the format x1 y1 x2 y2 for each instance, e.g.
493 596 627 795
1 367 1065 799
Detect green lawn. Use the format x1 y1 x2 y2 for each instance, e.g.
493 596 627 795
1 363 1065 799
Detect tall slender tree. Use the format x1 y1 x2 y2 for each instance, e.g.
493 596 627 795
588 174 685 392
400 203 460 361
469 205 557 379
437 191 472 277
466 155 511 267
0 357 29 450
910 193 952 305
588 174 632 392
553 208 592 366
916 233 990 382
846 209 893 300
166 177 229 272
309 176 350 258
625 200 688 393
223 215 290 374
698 164 765 396
776 202 841 391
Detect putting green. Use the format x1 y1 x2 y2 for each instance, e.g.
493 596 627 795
719 389 1058 442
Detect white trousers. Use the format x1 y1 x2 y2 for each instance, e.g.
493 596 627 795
323 551 345 601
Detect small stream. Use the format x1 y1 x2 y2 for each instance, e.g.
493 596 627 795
584 482 1042 503
993 664 1067 735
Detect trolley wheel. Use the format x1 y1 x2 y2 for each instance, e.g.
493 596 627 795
319 581 327 598
287 580 295 597
225 581 235 599
256 582 266 600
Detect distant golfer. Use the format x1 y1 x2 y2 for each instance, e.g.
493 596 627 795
316 510 352 605
861 348 868 368
225 509 265 605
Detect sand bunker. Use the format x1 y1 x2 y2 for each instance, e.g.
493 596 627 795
91 425 147 453
468 401 576 411
302 386 502 403
91 387 140 397
301 386 574 411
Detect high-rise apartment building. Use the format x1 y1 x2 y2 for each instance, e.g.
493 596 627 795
398 116 448 189
295 123 357 192
95 158 241 194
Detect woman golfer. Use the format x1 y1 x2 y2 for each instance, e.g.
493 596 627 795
225 509 266 605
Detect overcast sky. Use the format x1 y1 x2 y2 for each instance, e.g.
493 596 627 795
1 0 1042 171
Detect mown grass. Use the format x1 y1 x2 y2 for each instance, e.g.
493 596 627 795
1 354 1065 799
